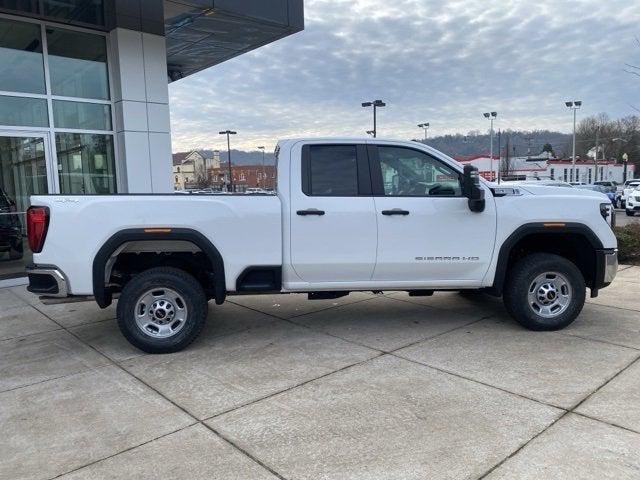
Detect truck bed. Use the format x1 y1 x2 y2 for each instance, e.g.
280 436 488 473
30 194 282 295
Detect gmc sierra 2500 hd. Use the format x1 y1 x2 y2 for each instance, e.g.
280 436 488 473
26 138 618 353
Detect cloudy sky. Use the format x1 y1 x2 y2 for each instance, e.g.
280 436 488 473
168 0 640 152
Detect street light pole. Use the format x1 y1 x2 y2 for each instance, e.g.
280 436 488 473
565 101 581 182
417 122 429 141
595 125 599 182
612 138 629 182
257 146 265 188
483 112 497 181
362 99 386 138
219 130 237 192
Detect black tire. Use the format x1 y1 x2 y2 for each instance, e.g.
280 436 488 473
503 253 585 331
117 267 208 353
626 210 635 216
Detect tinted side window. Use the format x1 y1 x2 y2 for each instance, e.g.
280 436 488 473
376 146 461 197
306 145 358 196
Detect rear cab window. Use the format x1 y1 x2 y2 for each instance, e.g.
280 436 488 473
301 144 370 196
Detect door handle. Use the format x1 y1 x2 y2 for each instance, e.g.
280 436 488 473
381 209 410 216
297 208 325 216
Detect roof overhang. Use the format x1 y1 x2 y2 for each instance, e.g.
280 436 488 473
164 0 304 81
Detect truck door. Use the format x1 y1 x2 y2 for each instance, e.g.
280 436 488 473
289 142 377 284
368 143 497 284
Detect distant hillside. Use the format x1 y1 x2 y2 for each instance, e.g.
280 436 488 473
416 130 572 158
175 149 276 166
176 131 572 165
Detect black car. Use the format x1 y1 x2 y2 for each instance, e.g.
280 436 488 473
0 189 23 261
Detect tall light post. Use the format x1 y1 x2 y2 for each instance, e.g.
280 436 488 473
362 99 386 138
565 101 582 182
257 145 265 188
613 138 629 182
483 112 497 181
417 122 430 141
219 130 236 192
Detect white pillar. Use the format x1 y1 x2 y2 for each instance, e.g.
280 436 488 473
109 28 172 193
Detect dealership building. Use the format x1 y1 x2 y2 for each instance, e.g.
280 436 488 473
0 0 303 284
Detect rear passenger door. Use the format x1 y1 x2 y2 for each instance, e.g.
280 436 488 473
289 142 377 284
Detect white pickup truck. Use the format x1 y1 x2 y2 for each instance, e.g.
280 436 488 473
26 138 618 353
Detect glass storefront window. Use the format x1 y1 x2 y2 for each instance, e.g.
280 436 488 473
56 133 116 194
0 95 48 127
43 0 105 27
53 100 111 130
0 135 48 280
46 27 109 100
0 1 40 16
0 1 105 28
0 18 46 94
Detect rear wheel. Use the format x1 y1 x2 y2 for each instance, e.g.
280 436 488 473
117 267 207 353
503 253 585 331
626 210 635 216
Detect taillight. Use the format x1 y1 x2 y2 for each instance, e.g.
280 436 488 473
27 206 49 253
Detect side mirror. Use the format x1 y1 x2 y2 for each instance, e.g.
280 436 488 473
462 164 485 212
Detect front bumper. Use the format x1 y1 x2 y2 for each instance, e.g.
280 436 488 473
26 265 69 297
593 249 617 296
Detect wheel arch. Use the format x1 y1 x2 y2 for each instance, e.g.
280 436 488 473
491 222 603 296
92 228 226 308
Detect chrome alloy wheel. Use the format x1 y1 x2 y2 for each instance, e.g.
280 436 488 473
134 288 188 338
527 272 572 318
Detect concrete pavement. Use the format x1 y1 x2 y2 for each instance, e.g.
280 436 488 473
2 266 640 479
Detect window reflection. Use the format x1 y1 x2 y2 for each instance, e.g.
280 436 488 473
308 145 358 196
378 147 462 197
56 133 116 194
43 0 105 27
0 95 48 127
47 27 109 99
0 135 48 279
0 18 45 94
0 1 105 27
53 100 111 130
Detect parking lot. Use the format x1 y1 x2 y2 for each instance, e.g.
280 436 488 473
616 209 640 226
2 265 640 480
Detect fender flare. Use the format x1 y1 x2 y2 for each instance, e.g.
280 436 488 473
491 222 603 295
92 228 226 308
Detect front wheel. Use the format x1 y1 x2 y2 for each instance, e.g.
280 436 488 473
503 253 585 331
117 267 208 353
626 210 635 217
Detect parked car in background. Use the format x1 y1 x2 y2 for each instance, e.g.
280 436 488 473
0 189 23 261
501 180 574 188
575 184 615 204
594 181 617 192
244 188 271 194
621 180 640 209
625 185 640 216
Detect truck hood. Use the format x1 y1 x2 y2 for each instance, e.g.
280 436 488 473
516 185 610 201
